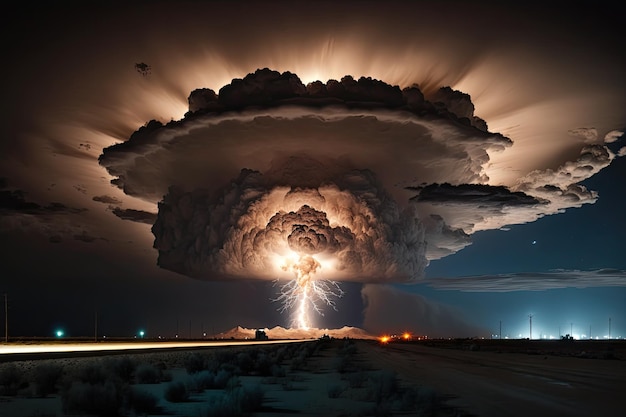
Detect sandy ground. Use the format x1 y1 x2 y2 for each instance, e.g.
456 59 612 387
0 339 623 416
358 340 626 417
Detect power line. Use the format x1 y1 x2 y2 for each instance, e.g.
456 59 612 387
4 293 7 343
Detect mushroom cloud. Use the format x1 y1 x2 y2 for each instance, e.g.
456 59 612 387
99 69 621 328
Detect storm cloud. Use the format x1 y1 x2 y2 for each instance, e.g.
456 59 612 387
151 167 425 282
361 284 486 338
99 69 622 285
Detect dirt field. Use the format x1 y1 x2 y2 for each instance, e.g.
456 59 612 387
359 339 626 417
0 338 623 416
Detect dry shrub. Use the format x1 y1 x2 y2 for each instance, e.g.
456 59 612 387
32 363 64 397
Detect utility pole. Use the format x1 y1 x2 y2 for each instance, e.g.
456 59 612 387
529 314 533 340
4 294 7 343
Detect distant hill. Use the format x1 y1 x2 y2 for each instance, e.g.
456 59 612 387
214 325 376 340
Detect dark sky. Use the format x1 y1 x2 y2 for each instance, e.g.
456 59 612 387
1 1 624 339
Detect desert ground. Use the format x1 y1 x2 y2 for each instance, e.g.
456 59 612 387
0 338 623 416
360 339 626 417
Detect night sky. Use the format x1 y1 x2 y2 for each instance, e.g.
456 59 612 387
2 1 624 340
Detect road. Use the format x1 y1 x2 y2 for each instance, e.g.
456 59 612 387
0 339 312 361
359 341 624 417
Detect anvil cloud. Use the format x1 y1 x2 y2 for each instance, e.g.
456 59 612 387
98 69 621 284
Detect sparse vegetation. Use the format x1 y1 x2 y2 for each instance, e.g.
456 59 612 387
0 339 479 417
106 356 136 383
184 352 207 374
191 370 215 392
0 363 23 396
234 384 264 413
214 368 235 389
164 380 189 402
128 387 160 415
61 380 123 416
203 384 265 417
135 363 162 384
31 363 64 397
73 362 108 385
370 369 400 403
236 351 254 374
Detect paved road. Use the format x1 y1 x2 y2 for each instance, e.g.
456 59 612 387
0 339 312 361
359 341 624 417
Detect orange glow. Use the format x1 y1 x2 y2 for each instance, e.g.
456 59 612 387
379 335 390 344
402 332 411 341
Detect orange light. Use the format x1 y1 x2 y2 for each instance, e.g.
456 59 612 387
402 332 410 341
379 335 390 344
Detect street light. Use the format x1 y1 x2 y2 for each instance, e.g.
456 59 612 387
139 330 145 339
55 329 64 338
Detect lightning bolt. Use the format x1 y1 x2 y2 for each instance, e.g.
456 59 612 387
273 253 344 329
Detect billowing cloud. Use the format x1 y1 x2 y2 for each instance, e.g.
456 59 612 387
361 284 487 337
98 69 621 285
152 167 425 282
424 269 626 292
605 130 624 144
412 143 619 237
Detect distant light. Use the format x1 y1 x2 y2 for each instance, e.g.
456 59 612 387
139 330 145 338
380 335 390 344
402 332 410 341
55 330 64 338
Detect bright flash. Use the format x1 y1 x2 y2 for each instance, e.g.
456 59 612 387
273 252 344 330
